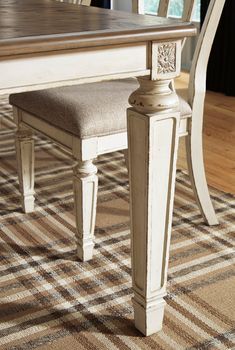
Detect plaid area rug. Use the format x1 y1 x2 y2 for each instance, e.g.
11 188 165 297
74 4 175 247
0 97 235 350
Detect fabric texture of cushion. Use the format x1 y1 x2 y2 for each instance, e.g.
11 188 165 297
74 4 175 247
9 79 192 139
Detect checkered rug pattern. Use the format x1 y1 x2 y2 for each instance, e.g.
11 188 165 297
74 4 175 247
0 96 235 350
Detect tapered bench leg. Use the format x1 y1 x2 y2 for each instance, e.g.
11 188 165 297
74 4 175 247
15 127 35 213
73 160 98 262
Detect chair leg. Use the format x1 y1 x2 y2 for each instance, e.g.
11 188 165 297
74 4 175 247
73 160 98 261
123 149 129 171
15 127 35 213
185 127 218 226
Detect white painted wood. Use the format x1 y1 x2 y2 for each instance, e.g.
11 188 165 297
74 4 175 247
58 0 91 5
158 0 170 17
81 0 91 5
14 124 35 213
7 0 224 337
137 0 223 225
123 149 129 171
72 138 98 161
73 160 98 261
127 76 180 336
151 41 181 81
98 0 197 25
14 107 130 262
132 0 145 14
21 111 73 150
11 0 223 269
97 132 127 155
20 108 188 155
143 0 197 49
186 0 226 225
182 0 197 22
20 110 128 158
181 0 197 48
0 44 149 94
179 116 189 136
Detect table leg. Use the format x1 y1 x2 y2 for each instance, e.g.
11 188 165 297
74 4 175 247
127 76 180 336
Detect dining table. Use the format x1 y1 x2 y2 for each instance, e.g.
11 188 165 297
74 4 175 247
0 0 196 336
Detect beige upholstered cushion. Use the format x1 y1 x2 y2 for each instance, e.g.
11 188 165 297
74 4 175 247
10 79 191 139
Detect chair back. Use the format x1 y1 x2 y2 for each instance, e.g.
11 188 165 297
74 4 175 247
58 0 91 5
80 0 91 5
132 0 197 48
188 0 225 107
158 0 197 21
132 0 197 21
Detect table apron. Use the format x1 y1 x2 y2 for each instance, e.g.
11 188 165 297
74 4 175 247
0 42 149 95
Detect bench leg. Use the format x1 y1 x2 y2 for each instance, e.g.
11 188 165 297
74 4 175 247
15 127 35 213
73 160 98 261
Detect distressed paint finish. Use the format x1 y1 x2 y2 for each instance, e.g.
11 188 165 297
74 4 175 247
73 160 98 261
151 41 181 80
185 0 226 225
127 39 181 335
6 0 225 337
136 0 197 49
137 0 225 226
1 0 198 337
14 126 35 212
126 0 226 335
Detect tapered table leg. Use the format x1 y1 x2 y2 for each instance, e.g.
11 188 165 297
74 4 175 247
127 73 180 336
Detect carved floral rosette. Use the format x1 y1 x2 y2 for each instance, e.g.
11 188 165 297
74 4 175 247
151 40 181 80
157 42 176 74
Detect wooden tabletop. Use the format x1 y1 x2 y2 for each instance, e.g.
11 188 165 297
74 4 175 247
0 0 196 57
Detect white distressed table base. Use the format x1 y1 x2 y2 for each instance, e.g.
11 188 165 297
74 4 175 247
128 75 180 335
133 297 166 336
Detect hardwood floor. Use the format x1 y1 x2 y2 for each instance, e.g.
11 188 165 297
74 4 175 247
176 72 235 194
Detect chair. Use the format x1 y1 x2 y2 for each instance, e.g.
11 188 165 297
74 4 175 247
58 0 91 5
10 0 224 261
133 0 197 45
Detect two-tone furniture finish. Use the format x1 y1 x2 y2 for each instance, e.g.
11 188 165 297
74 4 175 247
0 0 197 336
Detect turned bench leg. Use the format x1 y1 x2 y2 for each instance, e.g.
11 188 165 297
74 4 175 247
15 127 35 213
73 160 98 262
